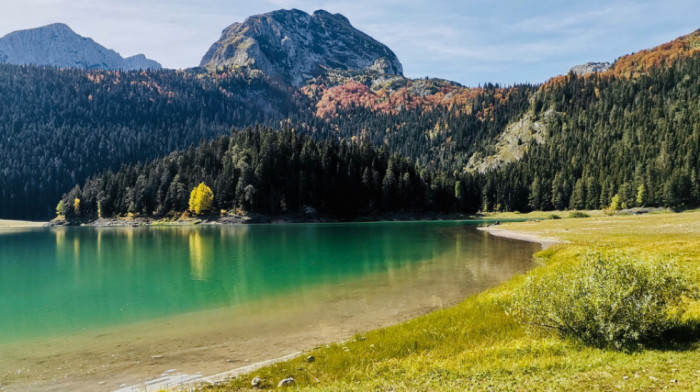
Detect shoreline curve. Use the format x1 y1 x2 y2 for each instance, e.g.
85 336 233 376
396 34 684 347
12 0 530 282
477 225 565 249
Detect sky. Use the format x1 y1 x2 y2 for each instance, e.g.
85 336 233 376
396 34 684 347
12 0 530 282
1 0 698 86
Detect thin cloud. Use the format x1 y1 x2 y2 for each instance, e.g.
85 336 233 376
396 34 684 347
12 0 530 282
0 0 697 84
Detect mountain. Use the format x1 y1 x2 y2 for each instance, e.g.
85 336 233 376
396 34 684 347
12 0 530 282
0 23 161 70
200 9 403 86
0 13 698 220
122 54 161 70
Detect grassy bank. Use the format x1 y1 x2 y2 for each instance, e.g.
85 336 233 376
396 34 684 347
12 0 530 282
205 210 700 391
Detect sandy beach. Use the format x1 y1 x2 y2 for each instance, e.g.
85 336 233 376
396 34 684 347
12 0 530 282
477 225 565 249
0 219 47 228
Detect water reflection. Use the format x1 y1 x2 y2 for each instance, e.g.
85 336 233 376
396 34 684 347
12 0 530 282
188 231 211 280
0 222 538 344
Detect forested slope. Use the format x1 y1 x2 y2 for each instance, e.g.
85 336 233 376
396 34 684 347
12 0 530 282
0 66 291 219
0 63 533 219
63 54 700 220
477 54 700 211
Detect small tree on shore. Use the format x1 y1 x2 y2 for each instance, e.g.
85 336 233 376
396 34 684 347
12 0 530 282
188 183 214 215
56 200 66 217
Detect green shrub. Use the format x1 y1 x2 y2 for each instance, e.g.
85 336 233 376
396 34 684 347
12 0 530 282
546 213 561 220
510 250 698 349
569 211 590 218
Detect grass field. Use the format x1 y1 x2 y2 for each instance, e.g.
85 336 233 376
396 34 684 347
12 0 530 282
204 210 700 391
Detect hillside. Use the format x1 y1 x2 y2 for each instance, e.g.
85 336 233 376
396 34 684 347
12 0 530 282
64 33 700 214
476 54 700 212
606 29 700 78
0 66 292 219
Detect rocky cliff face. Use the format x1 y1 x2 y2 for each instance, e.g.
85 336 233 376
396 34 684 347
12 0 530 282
0 23 161 70
200 9 403 86
569 61 611 76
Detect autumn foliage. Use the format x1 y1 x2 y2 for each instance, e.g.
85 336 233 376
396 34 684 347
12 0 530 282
545 29 700 90
188 182 214 215
607 29 700 78
306 79 490 119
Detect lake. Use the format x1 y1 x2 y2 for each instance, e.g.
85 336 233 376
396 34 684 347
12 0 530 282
0 221 539 391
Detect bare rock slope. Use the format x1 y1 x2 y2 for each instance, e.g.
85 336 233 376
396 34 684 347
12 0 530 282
200 9 403 86
569 61 611 76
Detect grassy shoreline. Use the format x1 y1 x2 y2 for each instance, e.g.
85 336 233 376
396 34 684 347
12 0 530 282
47 209 608 227
202 210 700 391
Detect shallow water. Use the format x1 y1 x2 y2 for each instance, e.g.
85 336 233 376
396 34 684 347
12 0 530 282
0 221 539 391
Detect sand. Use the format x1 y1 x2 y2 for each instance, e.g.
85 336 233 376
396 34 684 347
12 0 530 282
0 219 47 228
477 225 565 249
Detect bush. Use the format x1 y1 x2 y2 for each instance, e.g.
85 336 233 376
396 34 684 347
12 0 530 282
569 211 590 218
546 213 561 220
510 250 698 349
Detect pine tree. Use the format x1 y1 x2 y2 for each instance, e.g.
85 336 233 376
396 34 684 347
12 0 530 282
528 177 542 211
569 178 586 210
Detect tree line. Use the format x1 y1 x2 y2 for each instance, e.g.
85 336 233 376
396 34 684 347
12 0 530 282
59 128 462 219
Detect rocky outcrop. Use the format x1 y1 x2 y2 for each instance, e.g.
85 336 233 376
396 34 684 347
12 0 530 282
465 108 556 174
200 9 403 86
569 61 611 76
0 23 161 70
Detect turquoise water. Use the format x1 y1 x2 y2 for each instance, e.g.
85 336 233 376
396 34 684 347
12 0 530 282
0 221 534 344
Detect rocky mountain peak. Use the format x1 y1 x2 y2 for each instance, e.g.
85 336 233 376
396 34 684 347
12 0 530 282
569 61 612 76
199 9 403 86
0 23 161 70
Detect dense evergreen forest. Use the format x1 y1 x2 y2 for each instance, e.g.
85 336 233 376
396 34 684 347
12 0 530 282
0 65 291 219
60 129 459 219
477 55 700 211
0 62 535 219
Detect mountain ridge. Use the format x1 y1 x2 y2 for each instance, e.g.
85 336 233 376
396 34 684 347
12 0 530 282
0 23 161 70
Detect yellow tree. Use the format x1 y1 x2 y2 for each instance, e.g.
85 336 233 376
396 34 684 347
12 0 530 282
188 183 214 215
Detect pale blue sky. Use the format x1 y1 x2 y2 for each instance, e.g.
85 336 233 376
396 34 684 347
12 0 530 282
1 0 697 86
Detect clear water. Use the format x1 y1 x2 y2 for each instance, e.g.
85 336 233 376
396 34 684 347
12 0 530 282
0 221 539 390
